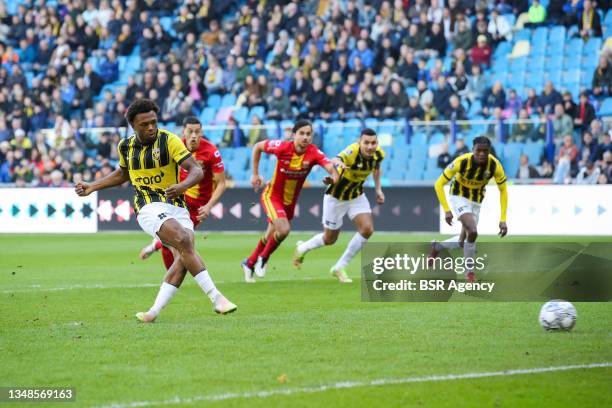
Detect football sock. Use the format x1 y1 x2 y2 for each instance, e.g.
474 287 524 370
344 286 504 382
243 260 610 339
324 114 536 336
149 282 178 315
161 246 175 270
334 233 368 269
434 235 462 251
246 235 267 268
463 241 476 268
154 240 163 250
298 233 325 254
194 269 220 303
260 232 284 261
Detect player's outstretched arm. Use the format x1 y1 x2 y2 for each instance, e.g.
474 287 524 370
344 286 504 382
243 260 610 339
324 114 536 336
322 162 340 185
251 141 265 191
373 168 385 204
75 166 130 197
434 174 453 226
198 172 226 221
498 182 508 237
166 156 203 200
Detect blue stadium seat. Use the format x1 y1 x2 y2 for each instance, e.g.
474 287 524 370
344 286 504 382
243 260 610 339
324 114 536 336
247 106 265 122
513 29 530 43
221 93 236 107
583 38 602 57
429 132 446 145
391 143 410 160
524 142 544 165
207 94 222 109
410 144 428 160
598 98 612 116
549 26 566 44
532 27 548 44
199 107 216 124
423 167 440 181
232 107 248 123
405 167 423 181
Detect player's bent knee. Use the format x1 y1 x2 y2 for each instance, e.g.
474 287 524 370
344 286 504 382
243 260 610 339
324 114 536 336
466 229 478 241
323 233 338 245
359 226 374 239
174 231 193 252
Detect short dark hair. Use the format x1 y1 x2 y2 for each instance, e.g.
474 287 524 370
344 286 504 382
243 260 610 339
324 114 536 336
292 119 312 133
473 136 491 148
125 98 160 124
360 128 377 138
182 116 201 127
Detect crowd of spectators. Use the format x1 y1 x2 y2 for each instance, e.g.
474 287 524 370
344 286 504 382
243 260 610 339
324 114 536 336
0 0 610 186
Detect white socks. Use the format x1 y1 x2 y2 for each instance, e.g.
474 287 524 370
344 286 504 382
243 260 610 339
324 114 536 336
194 269 220 303
463 241 476 269
434 235 462 251
298 233 325 254
334 233 368 270
149 282 178 315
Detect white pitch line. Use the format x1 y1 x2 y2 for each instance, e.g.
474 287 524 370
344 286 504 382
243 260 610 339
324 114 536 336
1 277 321 293
92 362 611 408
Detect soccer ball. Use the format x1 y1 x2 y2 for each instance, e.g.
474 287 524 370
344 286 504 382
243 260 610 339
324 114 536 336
539 300 577 331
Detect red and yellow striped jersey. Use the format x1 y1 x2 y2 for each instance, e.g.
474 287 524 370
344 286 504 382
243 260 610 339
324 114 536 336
180 138 224 206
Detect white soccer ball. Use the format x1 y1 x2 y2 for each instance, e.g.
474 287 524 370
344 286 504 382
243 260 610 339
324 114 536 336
539 300 577 331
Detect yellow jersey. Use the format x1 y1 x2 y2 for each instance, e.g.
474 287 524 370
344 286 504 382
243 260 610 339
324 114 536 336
326 143 385 201
442 153 507 203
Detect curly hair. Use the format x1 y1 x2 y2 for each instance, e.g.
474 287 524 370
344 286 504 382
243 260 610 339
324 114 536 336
125 98 160 124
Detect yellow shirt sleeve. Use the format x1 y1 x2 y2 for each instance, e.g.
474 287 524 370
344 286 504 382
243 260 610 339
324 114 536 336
118 138 127 168
494 159 508 222
434 159 458 213
167 133 191 165
337 144 358 166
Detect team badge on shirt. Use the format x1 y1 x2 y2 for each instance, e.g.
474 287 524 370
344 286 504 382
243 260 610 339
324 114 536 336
152 148 160 161
484 170 491 178
302 161 310 168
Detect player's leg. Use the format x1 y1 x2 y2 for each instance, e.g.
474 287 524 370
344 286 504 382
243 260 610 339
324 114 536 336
255 216 291 277
136 247 187 323
294 195 345 267
458 211 478 282
429 195 469 261
139 237 163 259
331 195 373 283
157 217 237 314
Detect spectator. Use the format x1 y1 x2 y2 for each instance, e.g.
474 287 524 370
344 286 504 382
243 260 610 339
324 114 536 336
406 96 425 120
470 35 492 68
204 57 224 94
98 49 119 83
575 161 600 184
577 0 602 39
525 0 546 28
221 116 246 147
437 142 451 168
247 115 268 146
562 91 577 119
552 103 573 140
482 81 506 116
385 81 410 118
486 107 509 140
578 131 599 167
505 89 522 118
488 9 512 44
511 109 536 142
266 87 292 120
397 50 419 86
574 91 595 131
538 159 554 178
465 64 487 104
595 131 612 161
49 169 70 187
452 138 469 159
537 81 563 114
592 56 612 97
444 94 467 120
424 23 447 58
599 151 612 183
524 87 539 115
516 154 539 179
349 40 374 70
553 135 579 184
590 119 605 141
454 19 473 51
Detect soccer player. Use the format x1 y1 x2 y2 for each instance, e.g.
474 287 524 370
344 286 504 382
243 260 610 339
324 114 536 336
75 99 236 322
139 116 226 269
293 128 385 283
241 119 339 282
430 135 508 282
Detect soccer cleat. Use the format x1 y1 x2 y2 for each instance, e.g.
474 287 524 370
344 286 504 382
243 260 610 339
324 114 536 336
139 238 160 260
213 294 237 315
293 241 306 269
135 311 157 323
466 271 476 283
330 266 353 283
241 259 256 283
254 256 268 278
427 240 440 268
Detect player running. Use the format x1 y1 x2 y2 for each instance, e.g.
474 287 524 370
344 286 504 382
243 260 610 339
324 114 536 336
429 136 508 282
75 99 236 322
293 128 385 283
139 116 226 269
241 119 339 282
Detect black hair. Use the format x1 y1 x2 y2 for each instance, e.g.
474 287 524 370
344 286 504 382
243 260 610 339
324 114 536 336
182 116 201 126
292 119 313 133
473 136 491 148
360 128 377 137
125 98 160 124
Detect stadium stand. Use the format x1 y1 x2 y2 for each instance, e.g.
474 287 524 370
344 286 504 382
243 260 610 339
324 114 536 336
0 0 610 187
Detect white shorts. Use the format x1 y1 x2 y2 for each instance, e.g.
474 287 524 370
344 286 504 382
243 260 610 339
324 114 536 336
322 193 371 230
137 202 194 239
448 195 481 223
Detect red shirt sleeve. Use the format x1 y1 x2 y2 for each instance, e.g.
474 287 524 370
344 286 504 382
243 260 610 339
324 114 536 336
262 139 286 156
210 146 225 173
314 147 331 167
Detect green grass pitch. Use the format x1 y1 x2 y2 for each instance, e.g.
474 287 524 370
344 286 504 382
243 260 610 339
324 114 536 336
1 232 611 407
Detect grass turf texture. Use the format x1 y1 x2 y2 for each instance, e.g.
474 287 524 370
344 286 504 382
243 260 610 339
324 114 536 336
1 233 611 407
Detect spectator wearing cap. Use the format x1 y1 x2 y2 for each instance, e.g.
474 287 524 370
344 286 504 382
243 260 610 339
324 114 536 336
470 35 492 68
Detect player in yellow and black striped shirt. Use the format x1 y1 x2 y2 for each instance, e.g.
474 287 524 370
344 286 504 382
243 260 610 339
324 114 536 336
75 99 236 321
430 136 508 282
294 128 385 283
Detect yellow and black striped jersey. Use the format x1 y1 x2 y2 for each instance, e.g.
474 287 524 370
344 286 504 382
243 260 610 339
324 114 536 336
118 129 192 213
442 153 507 203
325 143 385 201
